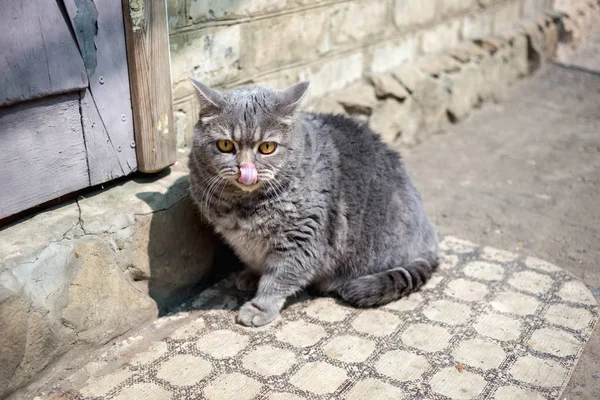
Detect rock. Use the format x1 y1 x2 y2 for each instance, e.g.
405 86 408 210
447 47 471 63
396 97 425 146
370 98 424 146
538 17 559 59
370 74 409 100
419 55 462 77
391 63 426 93
7 307 64 395
334 84 379 116
459 42 489 60
478 55 503 101
411 77 450 134
60 237 157 344
516 20 546 73
445 64 483 121
473 37 506 54
0 291 29 397
511 33 530 78
369 99 404 144
495 44 517 86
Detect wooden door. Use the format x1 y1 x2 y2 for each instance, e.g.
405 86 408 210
0 0 137 220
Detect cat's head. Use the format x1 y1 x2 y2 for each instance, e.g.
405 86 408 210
190 80 310 193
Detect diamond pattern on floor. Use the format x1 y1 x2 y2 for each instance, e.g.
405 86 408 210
38 237 598 400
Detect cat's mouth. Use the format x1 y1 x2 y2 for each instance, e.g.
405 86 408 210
232 180 262 192
231 163 262 192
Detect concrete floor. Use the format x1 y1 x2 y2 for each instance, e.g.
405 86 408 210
402 59 600 398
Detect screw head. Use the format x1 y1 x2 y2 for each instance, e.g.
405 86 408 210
117 145 122 152
121 114 126 122
99 76 105 84
130 141 136 148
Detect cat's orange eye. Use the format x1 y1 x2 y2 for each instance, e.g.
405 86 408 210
217 139 234 153
258 142 277 155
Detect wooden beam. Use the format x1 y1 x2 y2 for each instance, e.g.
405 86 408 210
122 0 176 173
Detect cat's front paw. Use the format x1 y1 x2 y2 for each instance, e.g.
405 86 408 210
237 301 279 327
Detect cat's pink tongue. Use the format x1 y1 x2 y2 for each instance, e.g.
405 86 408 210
238 163 258 185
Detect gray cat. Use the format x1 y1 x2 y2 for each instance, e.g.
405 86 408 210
188 80 439 327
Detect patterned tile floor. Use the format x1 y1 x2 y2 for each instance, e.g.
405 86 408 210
39 237 598 400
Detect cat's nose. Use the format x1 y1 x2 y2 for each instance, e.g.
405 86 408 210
238 163 258 185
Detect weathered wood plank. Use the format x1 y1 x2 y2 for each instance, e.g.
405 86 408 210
0 94 90 219
0 0 88 107
80 89 125 185
122 0 176 173
63 0 138 175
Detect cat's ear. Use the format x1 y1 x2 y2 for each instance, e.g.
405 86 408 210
190 79 225 121
275 81 310 123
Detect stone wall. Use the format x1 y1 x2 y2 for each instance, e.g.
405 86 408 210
168 0 554 149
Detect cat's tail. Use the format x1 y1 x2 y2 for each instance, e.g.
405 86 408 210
337 252 439 307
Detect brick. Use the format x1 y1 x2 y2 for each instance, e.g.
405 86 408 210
167 0 187 31
244 11 328 70
299 53 364 101
329 1 388 45
171 26 241 87
440 0 476 16
169 34 189 86
422 20 461 54
188 0 285 23
394 1 437 29
369 35 420 74
493 1 522 33
462 12 493 39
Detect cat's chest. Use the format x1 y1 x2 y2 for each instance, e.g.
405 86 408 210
224 229 269 272
212 211 275 272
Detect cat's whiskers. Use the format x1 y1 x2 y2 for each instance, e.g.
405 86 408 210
207 175 228 211
268 175 287 211
201 175 223 216
196 176 217 216
189 175 218 200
